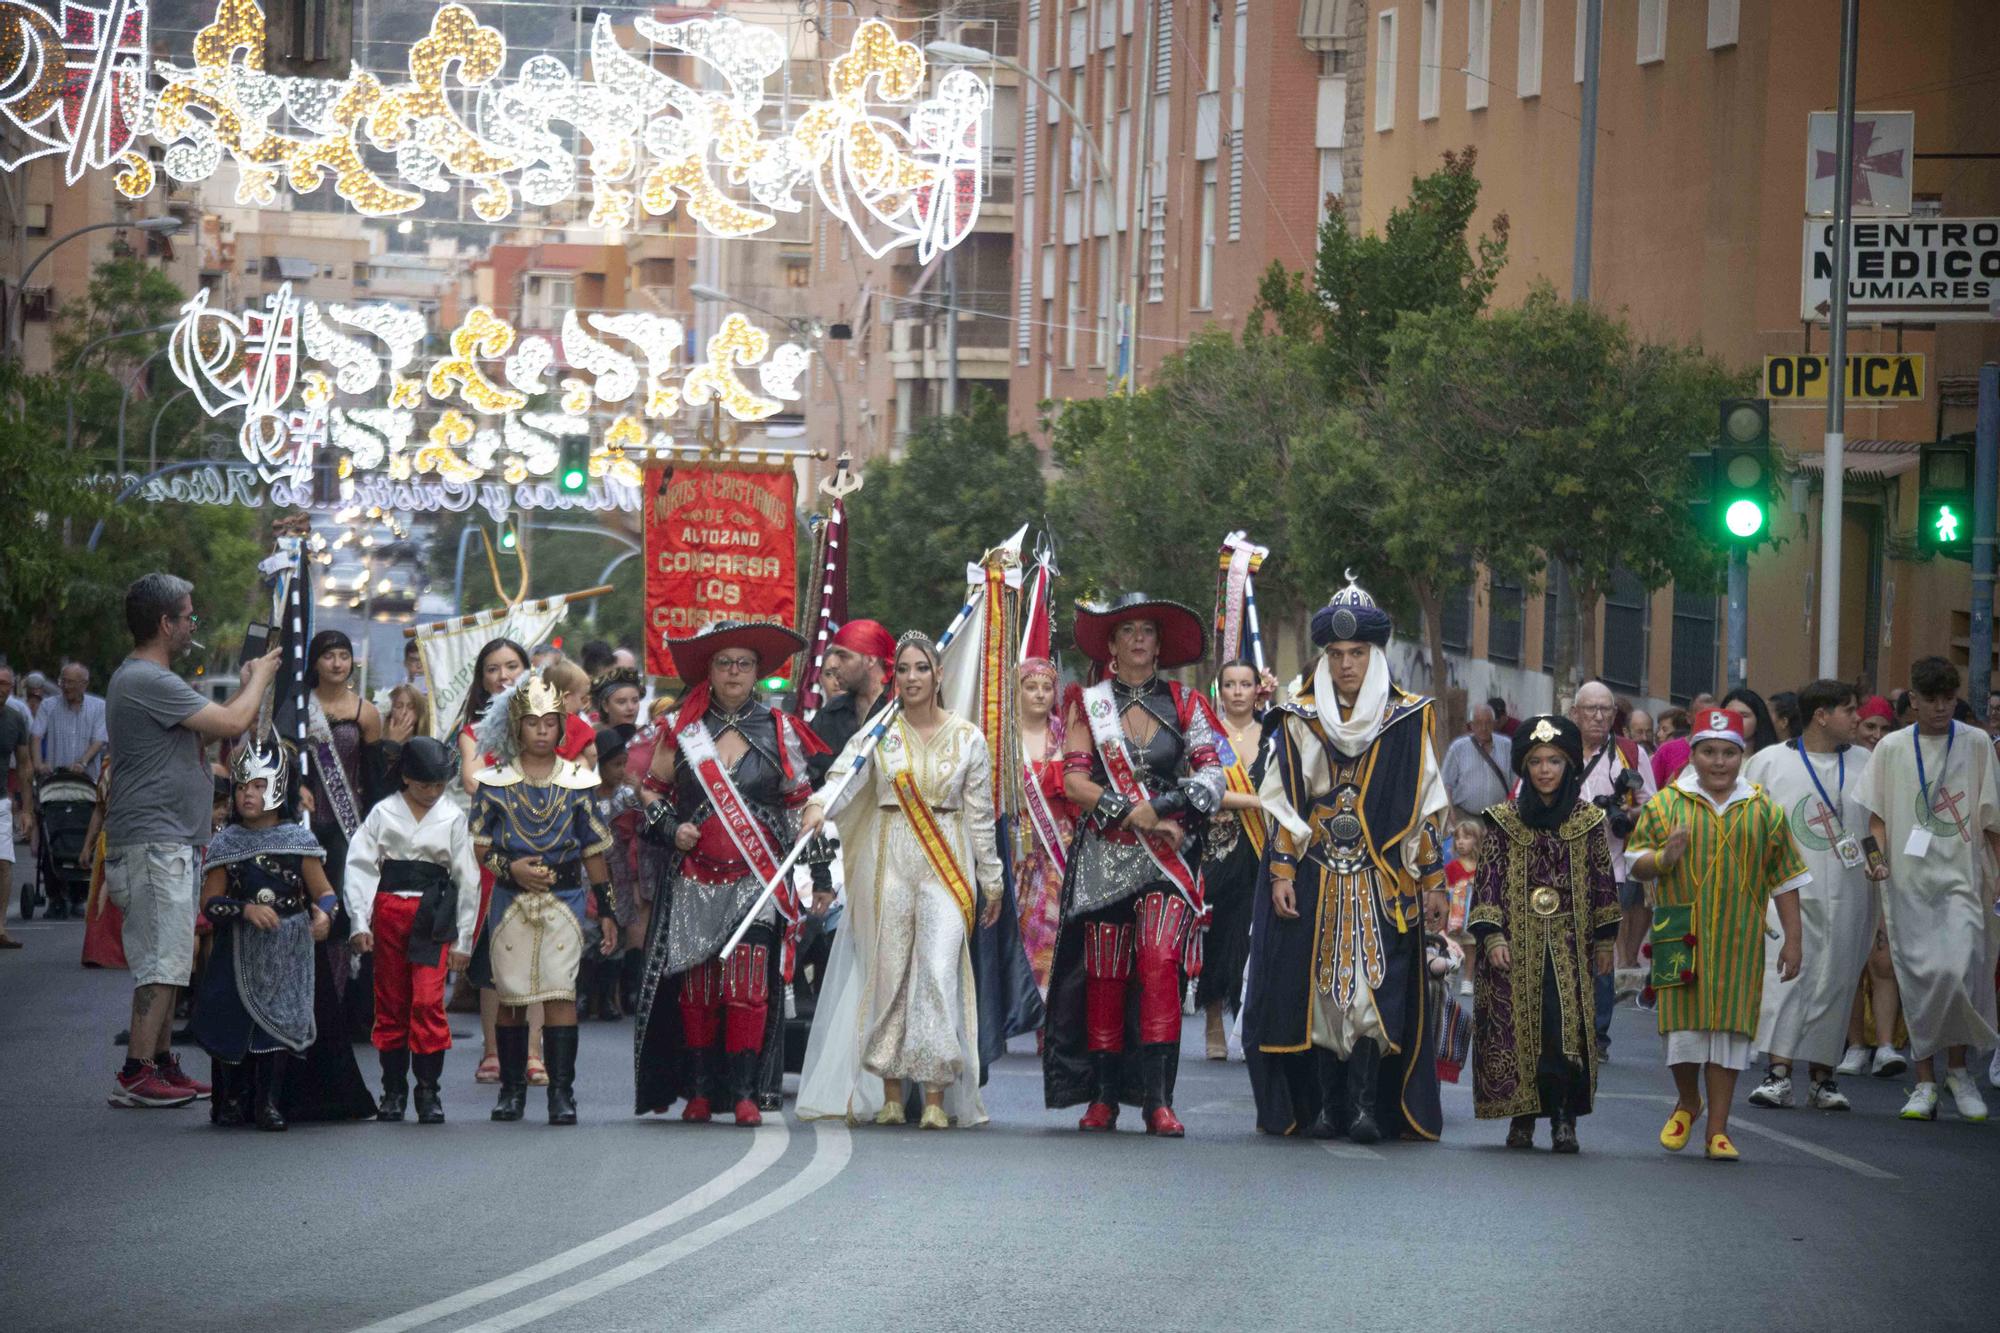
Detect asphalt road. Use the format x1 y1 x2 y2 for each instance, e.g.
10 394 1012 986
2 914 1995 1333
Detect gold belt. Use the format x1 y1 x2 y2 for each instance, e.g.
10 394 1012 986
1529 885 1561 918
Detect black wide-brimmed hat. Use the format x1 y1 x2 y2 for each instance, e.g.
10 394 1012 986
1072 593 1208 669
665 621 807 684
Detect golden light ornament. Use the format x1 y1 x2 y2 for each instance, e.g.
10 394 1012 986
681 313 780 422
427 306 526 414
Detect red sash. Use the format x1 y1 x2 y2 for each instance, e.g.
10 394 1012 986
892 766 978 933
677 720 803 974
1020 759 1069 875
1081 680 1203 911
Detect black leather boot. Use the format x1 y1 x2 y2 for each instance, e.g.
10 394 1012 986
1549 1066 1581 1154
491 1024 529 1122
254 1054 287 1132
1306 1049 1347 1139
1345 1040 1382 1145
544 1025 579 1125
621 949 645 1016
728 1050 763 1127
1078 1051 1121 1131
376 1047 410 1121
412 1051 446 1124
215 1060 248 1127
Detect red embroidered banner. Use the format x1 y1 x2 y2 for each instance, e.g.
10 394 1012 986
644 465 798 677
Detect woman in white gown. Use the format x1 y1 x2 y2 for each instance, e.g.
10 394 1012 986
797 632 1004 1128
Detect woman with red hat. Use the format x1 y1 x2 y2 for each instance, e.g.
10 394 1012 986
1627 706 1807 1162
1040 594 1227 1138
633 622 826 1128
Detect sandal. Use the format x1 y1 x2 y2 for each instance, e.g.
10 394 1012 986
474 1052 501 1084
527 1057 549 1087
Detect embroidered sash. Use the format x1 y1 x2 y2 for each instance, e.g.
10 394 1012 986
892 768 977 932
1081 680 1202 909
676 720 800 928
1223 755 1268 860
1020 759 1070 876
306 696 363 838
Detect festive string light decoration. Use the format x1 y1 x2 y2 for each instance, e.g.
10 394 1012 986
3 0 989 258
682 313 782 422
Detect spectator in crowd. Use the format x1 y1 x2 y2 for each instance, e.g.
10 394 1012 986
20 671 49 724
1628 709 1656 754
1689 692 1718 716
1855 695 1894 750
2 664 31 727
612 647 639 671
34 663 108 780
1987 690 2000 736
1723 687 1778 754
0 675 34 949
1441 704 1513 824
1891 688 1913 726
530 643 563 670
1651 709 1694 791
1573 680 1657 1057
1488 696 1519 739
578 640 616 677
1657 708 1690 742
400 640 427 695
1767 690 1802 744
105 573 281 1108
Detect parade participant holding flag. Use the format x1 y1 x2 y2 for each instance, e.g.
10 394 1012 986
809 619 896 783
634 623 826 1127
1242 575 1450 1145
1198 659 1269 1060
1041 594 1227 1138
1627 707 1807 1162
798 632 1004 1129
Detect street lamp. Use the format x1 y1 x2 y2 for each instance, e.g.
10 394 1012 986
6 215 185 361
925 39 1127 394
689 282 846 452
61 320 179 452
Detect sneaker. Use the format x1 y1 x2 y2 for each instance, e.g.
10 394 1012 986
1808 1079 1851 1111
1943 1069 1989 1123
1871 1045 1908 1079
1899 1082 1939 1121
1988 1047 2000 1090
109 1063 197 1109
1747 1072 1794 1109
155 1052 211 1100
1835 1044 1871 1077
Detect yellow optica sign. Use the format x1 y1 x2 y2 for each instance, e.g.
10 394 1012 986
1763 353 1926 402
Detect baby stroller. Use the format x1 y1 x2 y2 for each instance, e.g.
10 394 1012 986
29 771 98 920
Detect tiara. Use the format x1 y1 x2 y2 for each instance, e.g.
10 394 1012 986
896 630 936 654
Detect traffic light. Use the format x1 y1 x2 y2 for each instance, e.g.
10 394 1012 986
758 674 791 693
498 522 518 551
1918 434 1974 562
558 435 589 494
1713 398 1773 545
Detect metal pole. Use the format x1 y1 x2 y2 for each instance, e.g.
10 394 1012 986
115 346 171 477
451 524 479 613
1572 0 1601 303
942 244 959 416
1727 548 1749 692
1970 363 1998 720
1817 0 1860 676
147 384 194 473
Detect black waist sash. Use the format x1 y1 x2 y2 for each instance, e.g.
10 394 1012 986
383 859 458 963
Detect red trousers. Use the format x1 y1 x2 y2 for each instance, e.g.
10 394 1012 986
1083 890 1194 1051
679 943 769 1055
370 894 451 1054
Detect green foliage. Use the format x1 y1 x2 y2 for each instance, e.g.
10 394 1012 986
847 389 1046 637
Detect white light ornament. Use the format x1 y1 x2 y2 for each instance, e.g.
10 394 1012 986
0 0 151 184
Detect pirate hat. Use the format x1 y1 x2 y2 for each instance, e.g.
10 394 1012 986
1071 593 1208 670
666 620 807 685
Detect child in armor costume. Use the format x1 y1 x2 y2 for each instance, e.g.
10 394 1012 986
192 740 334 1132
471 672 618 1125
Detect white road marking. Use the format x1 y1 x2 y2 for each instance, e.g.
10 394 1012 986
351 1122 791 1333
453 1122 854 1332
1318 1142 1385 1161
1598 1092 1898 1179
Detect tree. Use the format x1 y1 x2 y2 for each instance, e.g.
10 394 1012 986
846 390 1046 637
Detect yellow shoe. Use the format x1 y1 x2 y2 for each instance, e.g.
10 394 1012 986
1705 1132 1740 1161
874 1101 906 1126
1659 1106 1699 1152
919 1104 949 1130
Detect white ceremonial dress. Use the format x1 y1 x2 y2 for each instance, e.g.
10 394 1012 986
797 712 1001 1125
1743 743 1879 1068
1852 725 2000 1059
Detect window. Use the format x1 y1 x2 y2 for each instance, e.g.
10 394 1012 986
1441 578 1474 654
1706 0 1738 49
1488 576 1526 666
1465 0 1491 110
1600 568 1648 693
1063 246 1080 367
1637 0 1667 65
1542 585 1559 675
1517 0 1543 98
24 202 50 237
522 273 575 328
1418 0 1441 121
1094 254 1112 367
1669 585 1718 704
640 256 677 288
1196 162 1218 308
1375 9 1399 131
1318 147 1344 224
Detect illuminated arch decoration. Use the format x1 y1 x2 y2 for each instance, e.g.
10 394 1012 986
1 1 990 257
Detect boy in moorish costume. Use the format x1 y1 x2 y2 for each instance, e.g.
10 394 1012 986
1627 708 1805 1162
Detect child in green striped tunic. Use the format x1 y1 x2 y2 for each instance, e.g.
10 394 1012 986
1628 708 1807 1162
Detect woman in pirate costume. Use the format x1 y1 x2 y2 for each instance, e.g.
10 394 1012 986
1468 715 1620 1153
471 671 618 1125
192 740 335 1131
1041 595 1228 1138
797 632 1004 1129
634 623 826 1128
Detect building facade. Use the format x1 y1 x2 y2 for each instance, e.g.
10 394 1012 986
1361 0 2000 711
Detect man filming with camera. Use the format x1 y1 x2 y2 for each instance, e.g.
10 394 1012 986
1572 680 1656 1062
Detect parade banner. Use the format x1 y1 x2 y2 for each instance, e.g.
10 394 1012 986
644 465 798 678
413 596 574 739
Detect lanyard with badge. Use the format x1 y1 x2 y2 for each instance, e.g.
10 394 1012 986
1796 740 1863 868
1907 720 1955 860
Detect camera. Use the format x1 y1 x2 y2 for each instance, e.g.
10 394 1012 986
1595 766 1647 838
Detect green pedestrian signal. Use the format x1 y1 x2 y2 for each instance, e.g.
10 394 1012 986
1711 398 1773 547
1918 435 1974 562
499 524 518 551
1725 498 1766 539
558 435 589 495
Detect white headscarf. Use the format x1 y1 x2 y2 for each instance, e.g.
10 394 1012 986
1315 645 1393 756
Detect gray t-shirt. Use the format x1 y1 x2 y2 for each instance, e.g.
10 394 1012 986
106 657 213 849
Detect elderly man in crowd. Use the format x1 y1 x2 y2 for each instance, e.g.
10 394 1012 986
1441 703 1513 824
34 663 108 781
1572 680 1657 1060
